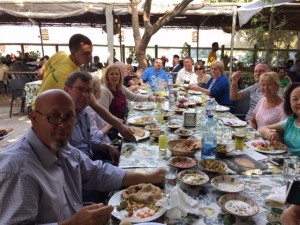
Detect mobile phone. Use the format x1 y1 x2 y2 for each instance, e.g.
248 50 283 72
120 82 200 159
271 157 284 166
286 180 300 205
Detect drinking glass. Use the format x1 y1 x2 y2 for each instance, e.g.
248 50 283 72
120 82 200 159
235 130 246 151
164 167 177 194
283 157 298 184
158 134 167 151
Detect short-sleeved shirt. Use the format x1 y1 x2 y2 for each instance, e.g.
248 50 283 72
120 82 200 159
239 83 263 120
37 51 79 95
141 66 168 84
253 97 287 129
176 68 198 85
279 116 300 157
280 77 289 88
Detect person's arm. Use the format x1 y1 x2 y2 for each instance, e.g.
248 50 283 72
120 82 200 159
189 85 210 95
285 75 292 85
122 86 149 102
258 123 284 145
89 95 135 141
280 205 300 225
122 169 166 188
230 71 244 101
248 113 257 129
37 68 44 80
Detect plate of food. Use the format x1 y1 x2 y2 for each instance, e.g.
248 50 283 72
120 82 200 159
167 121 182 129
119 127 149 141
216 143 235 156
215 105 230 112
128 116 154 126
219 194 259 217
144 124 161 131
221 118 247 127
174 128 194 138
138 89 149 94
246 140 287 154
133 104 154 111
211 175 245 193
0 128 13 140
199 160 228 173
168 156 197 169
149 130 165 139
108 183 166 223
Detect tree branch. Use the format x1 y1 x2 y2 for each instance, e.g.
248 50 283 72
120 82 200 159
143 0 152 30
130 0 142 49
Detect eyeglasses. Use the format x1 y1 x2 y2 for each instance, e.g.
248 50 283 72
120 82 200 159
70 86 94 94
35 110 78 126
195 67 203 71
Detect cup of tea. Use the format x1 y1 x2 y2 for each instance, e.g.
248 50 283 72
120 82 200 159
159 134 167 151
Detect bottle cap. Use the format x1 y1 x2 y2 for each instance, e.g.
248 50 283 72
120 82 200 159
208 114 213 118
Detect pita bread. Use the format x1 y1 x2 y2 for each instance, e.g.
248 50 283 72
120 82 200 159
129 127 145 137
173 139 201 152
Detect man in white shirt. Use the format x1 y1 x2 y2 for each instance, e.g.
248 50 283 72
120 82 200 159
176 56 198 85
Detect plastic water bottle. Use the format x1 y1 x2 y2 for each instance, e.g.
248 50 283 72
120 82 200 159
201 114 217 160
206 99 213 115
168 73 173 90
150 75 156 92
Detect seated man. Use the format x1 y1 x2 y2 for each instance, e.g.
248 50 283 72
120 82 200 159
0 89 165 225
141 58 168 84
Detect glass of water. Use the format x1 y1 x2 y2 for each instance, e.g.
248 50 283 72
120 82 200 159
164 167 177 194
283 157 298 184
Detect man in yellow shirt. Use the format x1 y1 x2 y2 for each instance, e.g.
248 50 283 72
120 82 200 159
207 42 219 67
37 34 92 93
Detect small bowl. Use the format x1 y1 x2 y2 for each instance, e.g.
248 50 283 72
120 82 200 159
216 143 234 156
196 101 203 106
219 194 259 218
163 113 172 120
187 102 196 108
174 108 186 114
167 122 182 130
144 124 161 131
211 175 245 193
168 156 197 169
199 159 228 173
149 130 165 139
177 169 209 189
174 128 194 138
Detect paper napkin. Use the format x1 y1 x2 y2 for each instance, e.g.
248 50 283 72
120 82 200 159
265 185 287 204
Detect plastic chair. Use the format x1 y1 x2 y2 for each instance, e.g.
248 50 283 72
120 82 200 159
232 97 250 121
8 77 30 117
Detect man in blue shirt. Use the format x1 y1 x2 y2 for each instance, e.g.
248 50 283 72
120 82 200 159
141 58 169 84
0 89 165 225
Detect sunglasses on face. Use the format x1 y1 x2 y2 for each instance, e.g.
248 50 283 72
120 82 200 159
195 67 203 71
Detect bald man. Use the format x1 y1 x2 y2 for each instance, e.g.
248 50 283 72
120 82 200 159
0 89 165 225
230 62 271 120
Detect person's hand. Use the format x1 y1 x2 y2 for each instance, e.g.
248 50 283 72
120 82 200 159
119 124 136 141
231 70 241 84
107 144 120 165
148 96 156 102
62 203 113 225
266 130 279 146
147 168 166 185
188 84 196 90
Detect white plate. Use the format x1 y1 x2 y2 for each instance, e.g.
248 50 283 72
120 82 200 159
0 131 12 141
174 129 194 137
246 140 287 154
133 105 154 111
215 105 230 112
188 90 202 95
221 118 247 127
167 122 182 129
108 191 166 223
211 175 245 193
119 130 150 141
136 223 165 225
219 194 259 217
139 89 149 94
128 116 154 126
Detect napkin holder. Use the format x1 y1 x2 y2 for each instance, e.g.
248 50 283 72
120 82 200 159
183 111 197 127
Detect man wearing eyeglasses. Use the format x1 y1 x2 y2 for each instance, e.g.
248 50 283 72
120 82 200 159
230 62 270 120
0 89 165 225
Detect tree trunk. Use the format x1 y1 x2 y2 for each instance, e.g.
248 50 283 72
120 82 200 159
130 0 199 70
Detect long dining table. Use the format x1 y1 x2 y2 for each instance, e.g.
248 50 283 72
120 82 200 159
107 89 293 225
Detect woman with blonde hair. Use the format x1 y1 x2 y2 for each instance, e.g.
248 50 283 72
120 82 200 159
249 72 287 129
99 63 156 120
188 60 232 106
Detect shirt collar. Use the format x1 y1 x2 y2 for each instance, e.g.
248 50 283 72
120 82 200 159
25 128 72 168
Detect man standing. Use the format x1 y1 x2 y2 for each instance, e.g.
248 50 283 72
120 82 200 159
141 58 169 84
176 56 197 85
171 54 182 73
207 42 219 67
0 89 165 225
230 62 270 120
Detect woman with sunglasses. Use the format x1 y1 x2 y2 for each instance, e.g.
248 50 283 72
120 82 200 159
188 60 232 107
194 62 211 88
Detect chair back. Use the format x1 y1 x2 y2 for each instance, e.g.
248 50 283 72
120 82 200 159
233 98 250 121
8 77 28 99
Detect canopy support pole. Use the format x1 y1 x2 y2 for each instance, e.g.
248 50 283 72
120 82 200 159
105 6 114 65
229 5 237 76
38 24 45 57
